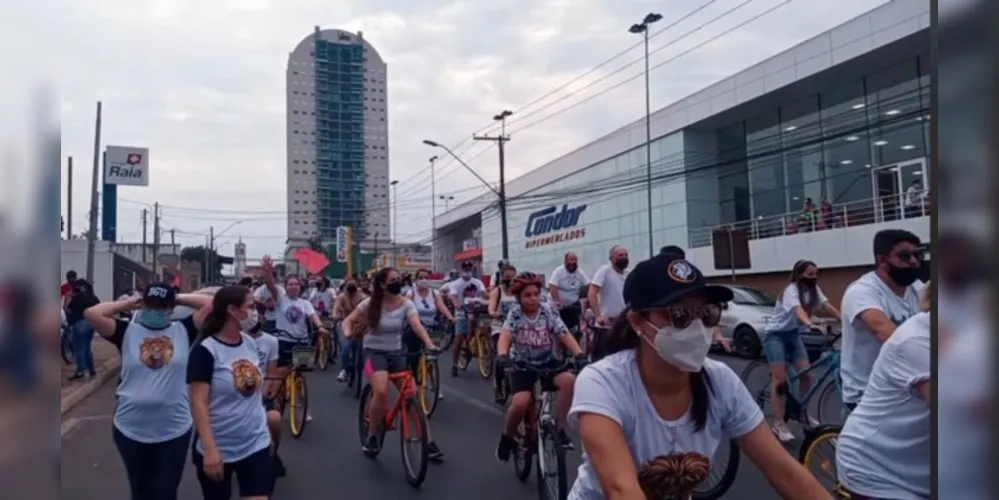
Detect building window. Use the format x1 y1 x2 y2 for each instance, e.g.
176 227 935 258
781 94 823 209
746 110 784 219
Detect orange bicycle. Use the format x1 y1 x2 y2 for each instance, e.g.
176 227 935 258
357 350 438 488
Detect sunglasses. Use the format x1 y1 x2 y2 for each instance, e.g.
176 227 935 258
652 303 723 329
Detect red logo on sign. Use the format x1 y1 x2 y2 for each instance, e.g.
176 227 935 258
126 153 142 165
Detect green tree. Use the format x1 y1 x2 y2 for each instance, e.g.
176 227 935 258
180 245 226 282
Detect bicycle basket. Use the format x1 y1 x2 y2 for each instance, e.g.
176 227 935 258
291 345 317 369
475 316 492 330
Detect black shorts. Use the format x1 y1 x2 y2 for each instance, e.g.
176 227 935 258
558 306 582 338
508 359 568 395
364 348 408 374
192 446 274 499
276 338 309 367
262 398 276 412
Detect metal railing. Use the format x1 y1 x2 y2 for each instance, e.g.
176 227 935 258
689 188 930 248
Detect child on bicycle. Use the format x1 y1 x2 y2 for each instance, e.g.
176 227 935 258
495 271 586 462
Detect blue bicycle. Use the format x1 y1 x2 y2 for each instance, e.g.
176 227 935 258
740 332 845 427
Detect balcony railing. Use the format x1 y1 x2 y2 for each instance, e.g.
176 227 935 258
688 189 930 248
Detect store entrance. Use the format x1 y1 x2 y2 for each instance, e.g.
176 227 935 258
871 158 927 222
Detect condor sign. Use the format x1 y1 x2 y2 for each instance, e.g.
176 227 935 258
523 204 587 249
104 146 150 186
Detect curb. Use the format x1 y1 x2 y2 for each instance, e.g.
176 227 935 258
60 359 121 416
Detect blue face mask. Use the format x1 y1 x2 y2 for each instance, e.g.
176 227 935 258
138 310 172 330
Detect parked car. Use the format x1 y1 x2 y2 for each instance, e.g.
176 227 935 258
714 284 838 360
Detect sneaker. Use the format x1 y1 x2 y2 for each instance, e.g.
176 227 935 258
274 453 287 478
495 434 516 462
807 416 821 428
558 429 574 450
772 422 795 443
428 442 445 463
306 413 313 423
336 369 348 382
362 435 379 456
437 389 444 401
67 373 84 381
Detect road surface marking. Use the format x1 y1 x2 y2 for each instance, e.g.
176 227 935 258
61 414 112 437
439 383 505 417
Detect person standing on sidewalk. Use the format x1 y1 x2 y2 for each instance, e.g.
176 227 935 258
587 245 630 328
66 279 99 381
84 283 212 500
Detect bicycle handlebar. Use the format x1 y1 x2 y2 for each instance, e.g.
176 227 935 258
507 358 579 375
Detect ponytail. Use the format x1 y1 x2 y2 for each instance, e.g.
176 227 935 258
591 306 714 432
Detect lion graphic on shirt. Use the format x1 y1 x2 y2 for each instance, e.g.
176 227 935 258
231 359 262 397
139 336 175 369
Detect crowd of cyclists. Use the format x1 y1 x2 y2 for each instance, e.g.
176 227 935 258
58 222 981 500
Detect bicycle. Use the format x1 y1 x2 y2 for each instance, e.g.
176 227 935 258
270 343 316 439
416 348 442 417
60 324 73 365
357 350 438 488
740 332 845 432
457 304 494 379
506 358 580 500
314 318 338 372
799 423 842 494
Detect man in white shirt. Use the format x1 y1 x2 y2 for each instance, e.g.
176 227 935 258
840 229 923 411
548 252 590 338
253 272 286 332
446 261 487 377
587 245 629 327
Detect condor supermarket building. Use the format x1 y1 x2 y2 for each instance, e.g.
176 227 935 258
433 0 931 303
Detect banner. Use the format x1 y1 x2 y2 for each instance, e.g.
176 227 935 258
335 226 349 263
294 248 331 274
105 146 150 186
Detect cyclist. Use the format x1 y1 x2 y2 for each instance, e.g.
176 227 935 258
445 261 487 377
490 259 509 290
404 268 454 403
487 264 519 403
188 285 275 500
495 271 585 460
244 301 285 478
84 283 211 500
253 271 284 333
310 277 336 321
548 251 590 341
836 283 930 499
840 229 923 413
587 245 629 328
334 274 368 382
260 255 328 422
569 254 830 499
341 267 443 459
760 259 840 442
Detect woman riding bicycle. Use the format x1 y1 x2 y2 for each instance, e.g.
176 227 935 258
342 267 443 461
570 254 830 500
761 259 841 443
488 264 519 404
495 271 586 461
404 269 455 404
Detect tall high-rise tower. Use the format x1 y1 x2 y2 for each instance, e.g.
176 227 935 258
285 27 391 262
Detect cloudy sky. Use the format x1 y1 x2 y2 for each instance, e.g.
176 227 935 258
7 0 885 263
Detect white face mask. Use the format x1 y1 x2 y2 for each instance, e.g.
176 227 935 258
239 309 260 332
641 318 713 372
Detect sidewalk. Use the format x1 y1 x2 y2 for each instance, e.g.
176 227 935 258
60 338 120 414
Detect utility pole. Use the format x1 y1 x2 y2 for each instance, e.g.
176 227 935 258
151 202 160 280
85 102 102 283
429 155 438 272
390 180 399 267
473 109 513 261
440 195 454 211
170 229 175 248
209 225 215 284
141 208 148 266
66 156 73 239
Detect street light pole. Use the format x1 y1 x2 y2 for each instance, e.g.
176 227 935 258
440 195 454 211
473 110 513 261
630 12 662 258
390 179 399 267
429 155 439 272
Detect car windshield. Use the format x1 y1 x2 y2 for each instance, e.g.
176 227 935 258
729 286 776 306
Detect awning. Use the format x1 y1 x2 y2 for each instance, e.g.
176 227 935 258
454 247 483 261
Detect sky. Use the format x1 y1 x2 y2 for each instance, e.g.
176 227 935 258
3 0 886 264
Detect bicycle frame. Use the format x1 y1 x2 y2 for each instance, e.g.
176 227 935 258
379 370 420 435
785 350 841 406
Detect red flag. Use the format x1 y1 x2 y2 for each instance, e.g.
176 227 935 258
294 248 331 274
171 275 181 287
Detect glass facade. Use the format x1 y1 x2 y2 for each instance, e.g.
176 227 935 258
313 40 367 240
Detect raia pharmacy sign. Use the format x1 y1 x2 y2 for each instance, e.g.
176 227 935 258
105 146 150 186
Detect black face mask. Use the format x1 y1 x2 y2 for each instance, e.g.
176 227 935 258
346 285 357 293
565 264 577 272
886 264 921 287
613 258 629 270
799 277 817 287
385 282 403 295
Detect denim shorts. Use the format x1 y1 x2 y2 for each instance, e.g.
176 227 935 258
763 329 808 364
454 313 471 336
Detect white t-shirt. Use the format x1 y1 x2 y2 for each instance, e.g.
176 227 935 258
568 350 763 500
591 264 628 319
311 289 336 316
252 285 286 321
548 265 591 308
839 271 921 404
446 277 487 308
248 332 280 373
836 312 930 499
762 283 828 333
273 292 316 342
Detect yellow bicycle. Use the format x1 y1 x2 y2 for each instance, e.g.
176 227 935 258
799 424 842 494
417 349 441 417
272 344 315 438
315 319 338 371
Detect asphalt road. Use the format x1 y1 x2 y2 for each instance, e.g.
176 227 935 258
60 354 831 499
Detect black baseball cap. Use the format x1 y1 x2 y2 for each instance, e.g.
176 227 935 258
142 282 177 307
623 254 733 311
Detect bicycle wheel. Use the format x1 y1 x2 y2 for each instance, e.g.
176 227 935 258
512 415 534 482
399 396 430 488
288 373 309 438
477 333 494 379
799 424 841 492
60 331 74 365
537 424 568 500
692 439 740 500
814 380 845 425
316 336 330 371
357 384 386 456
420 359 441 417
353 348 364 399
438 324 455 351
740 360 773 412
329 330 340 364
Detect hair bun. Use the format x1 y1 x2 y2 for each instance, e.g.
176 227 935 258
637 452 711 499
